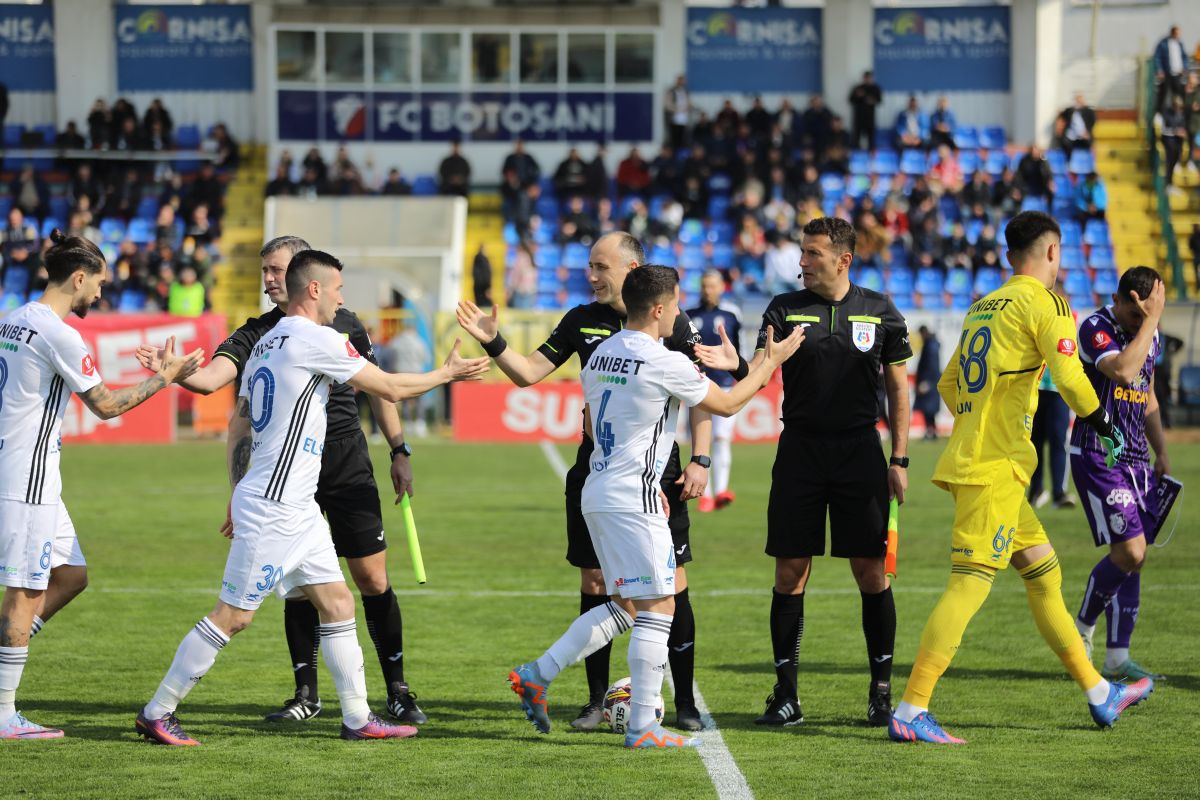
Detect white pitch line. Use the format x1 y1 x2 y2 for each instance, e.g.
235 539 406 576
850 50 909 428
665 669 754 800
539 439 569 481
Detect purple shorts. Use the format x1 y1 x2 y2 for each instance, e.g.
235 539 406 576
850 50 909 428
1069 449 1159 546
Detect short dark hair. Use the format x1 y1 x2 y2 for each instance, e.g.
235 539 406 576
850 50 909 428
261 235 311 259
1004 211 1061 261
622 264 678 320
45 229 106 284
1117 266 1161 303
802 216 856 256
284 249 343 298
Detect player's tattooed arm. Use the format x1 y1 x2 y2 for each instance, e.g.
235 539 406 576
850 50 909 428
79 374 168 420
227 397 253 488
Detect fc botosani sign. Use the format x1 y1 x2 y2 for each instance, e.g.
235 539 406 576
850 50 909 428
277 90 653 143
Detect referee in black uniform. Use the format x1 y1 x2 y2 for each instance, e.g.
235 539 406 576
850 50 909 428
136 235 426 724
456 231 717 731
699 217 912 727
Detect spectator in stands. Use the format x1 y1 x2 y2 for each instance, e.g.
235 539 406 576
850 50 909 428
211 124 240 170
265 164 297 197
559 195 598 245
472 244 493 307
880 197 910 243
991 165 1021 216
764 229 802 295
512 183 539 240
664 75 692 151
793 164 823 206
622 197 651 242
1074 172 1108 221
615 146 651 198
911 214 943 265
552 146 588 199
961 169 992 210
297 166 324 198
929 144 964 194
168 266 206 317
1154 25 1191 112
731 150 762 199
66 210 100 245
942 222 972 271
855 212 892 267
800 95 833 158
1058 93 1095 156
848 70 883 151
101 167 141 220
87 98 111 149
145 121 170 152
1161 94 1187 188
658 198 684 241
330 163 365 196
1016 144 1053 199
9 165 50 219
822 116 851 174
914 326 941 440
1186 71 1200 169
506 243 537 309
380 168 413 195
907 176 934 212
185 204 219 249
502 137 541 190
585 144 609 204
929 97 957 150
112 116 145 152
736 212 766 261
775 98 798 141
143 98 174 141
682 142 714 188
678 175 709 221
716 99 740 134
745 96 773 138
110 98 138 139
895 95 929 150
650 143 682 197
1 206 38 256
189 162 224 219
56 121 85 150
303 147 328 186
691 111 714 149
154 205 178 250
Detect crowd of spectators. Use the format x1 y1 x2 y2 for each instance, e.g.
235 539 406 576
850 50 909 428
1 97 235 315
265 142 472 199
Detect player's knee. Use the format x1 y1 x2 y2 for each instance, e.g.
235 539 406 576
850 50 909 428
350 568 390 597
850 558 887 593
1111 540 1146 572
580 569 606 596
61 568 88 598
774 559 809 593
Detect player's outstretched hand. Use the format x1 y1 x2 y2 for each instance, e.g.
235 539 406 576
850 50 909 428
762 325 804 371
694 322 740 372
443 338 491 381
1132 278 1166 324
455 300 499 344
135 343 164 372
158 336 206 384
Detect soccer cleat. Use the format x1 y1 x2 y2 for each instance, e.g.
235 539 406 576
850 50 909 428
675 704 705 732
1032 490 1050 509
569 700 605 731
1053 494 1077 509
340 712 418 740
0 711 64 740
508 662 551 734
1101 659 1162 682
386 682 428 725
753 687 804 726
264 693 322 722
1089 677 1153 729
135 711 199 746
866 681 893 727
697 496 716 513
625 723 702 749
715 490 736 510
888 712 966 744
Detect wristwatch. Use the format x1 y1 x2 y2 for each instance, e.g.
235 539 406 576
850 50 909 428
690 455 712 468
390 442 413 459
889 456 910 468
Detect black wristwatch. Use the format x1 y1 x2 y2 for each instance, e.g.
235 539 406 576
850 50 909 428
390 442 413 459
890 456 910 468
690 455 712 469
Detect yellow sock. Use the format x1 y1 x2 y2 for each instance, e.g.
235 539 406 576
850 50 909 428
1019 551 1104 691
901 565 995 708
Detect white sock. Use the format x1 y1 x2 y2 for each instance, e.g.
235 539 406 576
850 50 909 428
1086 678 1111 705
627 611 672 732
144 618 228 720
537 601 633 682
894 700 926 723
0 646 29 721
320 619 371 729
712 438 732 495
1075 617 1095 639
1105 647 1130 671
29 616 45 637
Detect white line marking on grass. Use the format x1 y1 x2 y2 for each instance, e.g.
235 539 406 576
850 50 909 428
539 439 569 481
665 669 754 800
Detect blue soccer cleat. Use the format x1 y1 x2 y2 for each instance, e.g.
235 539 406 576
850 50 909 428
888 712 966 744
1089 677 1153 729
624 723 702 749
508 662 551 734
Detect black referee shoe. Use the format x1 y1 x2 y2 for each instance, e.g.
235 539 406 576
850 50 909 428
753 687 804 726
264 691 322 722
675 704 705 732
866 680 893 727
386 682 428 724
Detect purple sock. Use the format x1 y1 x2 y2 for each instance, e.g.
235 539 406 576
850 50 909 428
1077 556 1130 626
1106 571 1141 649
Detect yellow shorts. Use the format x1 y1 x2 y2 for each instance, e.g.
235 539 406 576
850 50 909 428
946 482 1049 569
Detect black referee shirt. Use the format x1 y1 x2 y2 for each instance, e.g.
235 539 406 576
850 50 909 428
214 307 379 441
757 285 912 434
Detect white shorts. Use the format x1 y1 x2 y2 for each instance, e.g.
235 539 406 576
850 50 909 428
584 511 676 599
711 411 736 441
221 491 343 611
0 499 85 591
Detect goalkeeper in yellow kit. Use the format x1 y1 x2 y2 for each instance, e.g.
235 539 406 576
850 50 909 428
888 212 1154 744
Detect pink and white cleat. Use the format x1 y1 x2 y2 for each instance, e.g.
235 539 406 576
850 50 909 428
0 711 64 739
340 712 418 740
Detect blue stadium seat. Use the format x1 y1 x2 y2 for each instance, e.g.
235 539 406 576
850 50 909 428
711 243 734 268
1068 150 1096 175
889 243 910 268
535 244 561 268
708 174 732 194
1059 220 1082 247
1083 219 1110 246
869 175 894 205
49 197 70 221
965 220 984 245
681 269 703 294
680 246 706 271
175 125 201 149
39 218 61 239
946 268 972 297
0 292 23 312
566 271 591 292
890 292 916 311
1061 246 1085 271
849 150 871 175
3 125 24 147
538 177 556 197
916 267 944 296
900 150 928 176
996 218 1010 246
1088 246 1115 271
100 243 117 264
563 243 589 269
0 197 11 219
536 271 563 293
954 127 979 150
99 219 126 243
535 196 560 221
532 224 555 245
1020 196 1049 213
1064 270 1091 297
846 174 870 200
678 219 704 245
951 292 974 310
959 150 980 175
886 267 914 295
984 150 1009 176
1053 175 1073 197
136 197 161 221
707 195 730 221
706 220 734 244
858 266 885 293
650 245 677 267
535 291 561 310
820 174 846 199
33 125 56 146
117 289 146 313
648 194 670 219
502 222 519 246
918 290 948 310
1069 293 1093 311
974 267 1003 296
1093 269 1119 296
1047 149 1068 176
412 175 438 196
127 218 155 245
870 150 899 176
2 267 30 296
979 126 1006 150
1009 151 1026 172
939 195 962 223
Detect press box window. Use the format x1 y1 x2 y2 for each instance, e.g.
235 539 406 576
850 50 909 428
277 30 317 83
614 33 653 84
566 33 605 84
519 33 558 85
325 32 365 83
422 32 462 85
472 33 511 84
374 32 413 85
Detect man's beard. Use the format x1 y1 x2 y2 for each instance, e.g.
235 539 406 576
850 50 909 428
72 297 92 318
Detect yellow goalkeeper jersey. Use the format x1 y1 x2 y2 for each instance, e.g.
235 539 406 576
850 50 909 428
932 274 1101 489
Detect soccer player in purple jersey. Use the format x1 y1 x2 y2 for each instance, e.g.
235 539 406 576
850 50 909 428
1070 267 1169 681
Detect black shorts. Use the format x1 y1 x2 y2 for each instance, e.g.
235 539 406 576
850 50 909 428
315 431 386 559
565 440 692 570
766 426 889 559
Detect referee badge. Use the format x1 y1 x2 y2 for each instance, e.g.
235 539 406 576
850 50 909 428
852 321 876 352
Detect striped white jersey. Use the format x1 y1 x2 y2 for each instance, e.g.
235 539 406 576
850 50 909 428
0 302 102 505
237 315 367 508
580 330 710 515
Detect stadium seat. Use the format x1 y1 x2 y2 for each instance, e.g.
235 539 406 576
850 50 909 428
127 218 155 245
858 266 884 293
870 150 899 176
3 125 24 147
1088 246 1115 271
681 269 702 294
869 175 894 205
0 198 11 219
1061 246 1085 271
648 195 671 219
0 292 23 311
974 267 1003 296
1069 293 1093 310
1046 149 1067 176
846 174 870 200
565 271 591 292
535 196 560 221
708 174 732 194
918 290 948 310
175 125 202 149
680 246 706 271
532 224 555 245
711 243 734 268
1020 196 1049 213
951 292 974 310
39 217 62 239
49 197 70 221
984 150 1009 176
1059 221 1082 247
1177 366 1200 422
502 222 519 246
707 195 730 221
979 126 1006 150
1068 150 1096 175
412 175 438 196
100 243 117 264
136 197 161 221
820 174 845 200
939 195 962 222
900 150 928 176
886 267 914 295
99 219 126 243
996 218 1010 246
954 127 979 150
849 150 871 175
117 289 146 313
1064 270 1091 297
1083 219 1110 246
33 125 56 146
959 150 980 175
916 268 945 296
1093 269 1118 296
945 268 972 298
1052 175 1073 197
706 220 734 244
536 271 563 293
890 292 916 311
562 243 589 269
678 219 704 245
965 220 984 245
650 245 676 267
535 244 561 268
2 267 30 296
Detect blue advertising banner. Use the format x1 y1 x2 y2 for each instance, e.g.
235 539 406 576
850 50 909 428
0 4 56 91
116 5 253 91
278 91 654 143
686 7 821 94
873 6 1010 92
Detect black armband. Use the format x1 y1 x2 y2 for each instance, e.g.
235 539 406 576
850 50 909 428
732 355 750 381
1081 407 1114 438
482 332 508 358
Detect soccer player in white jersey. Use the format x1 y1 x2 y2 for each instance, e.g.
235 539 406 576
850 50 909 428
507 265 803 748
0 230 203 740
136 250 488 745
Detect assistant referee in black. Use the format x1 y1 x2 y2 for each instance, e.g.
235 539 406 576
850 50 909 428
701 217 911 727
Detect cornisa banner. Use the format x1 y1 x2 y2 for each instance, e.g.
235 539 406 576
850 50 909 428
276 91 654 142
873 5 1010 92
686 7 822 94
115 5 253 91
0 4 55 91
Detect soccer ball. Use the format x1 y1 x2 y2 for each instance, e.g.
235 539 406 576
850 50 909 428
602 677 664 734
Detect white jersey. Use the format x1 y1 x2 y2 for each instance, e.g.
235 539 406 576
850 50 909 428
581 329 710 515
237 315 367 508
0 303 102 505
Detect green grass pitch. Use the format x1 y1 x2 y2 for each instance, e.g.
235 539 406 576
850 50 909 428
6 437 1198 799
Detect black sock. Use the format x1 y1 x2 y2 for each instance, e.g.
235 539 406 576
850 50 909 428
284 598 320 700
581 592 612 704
861 587 896 684
362 586 405 688
769 590 804 699
668 587 696 710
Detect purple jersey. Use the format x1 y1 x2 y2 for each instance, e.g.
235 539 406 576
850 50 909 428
1069 306 1159 465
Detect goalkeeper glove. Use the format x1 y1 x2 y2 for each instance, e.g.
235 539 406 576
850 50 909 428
1082 407 1124 468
